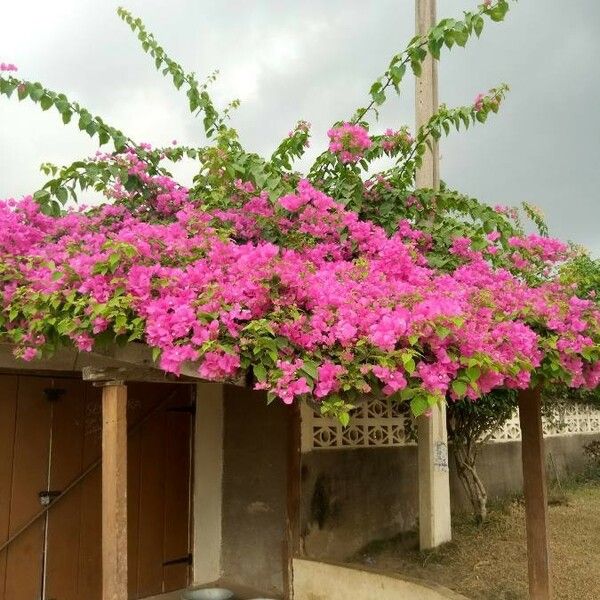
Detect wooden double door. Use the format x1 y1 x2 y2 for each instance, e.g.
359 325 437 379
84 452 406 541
0 373 193 600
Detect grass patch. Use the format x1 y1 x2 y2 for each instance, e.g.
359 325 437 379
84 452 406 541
350 478 600 599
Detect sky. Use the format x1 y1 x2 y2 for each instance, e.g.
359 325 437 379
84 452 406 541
1 1 599 253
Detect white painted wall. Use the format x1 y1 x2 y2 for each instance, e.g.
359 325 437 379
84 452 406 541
293 559 468 600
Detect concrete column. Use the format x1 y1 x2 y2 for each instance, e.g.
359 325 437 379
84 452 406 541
192 383 225 585
417 407 451 548
415 0 452 550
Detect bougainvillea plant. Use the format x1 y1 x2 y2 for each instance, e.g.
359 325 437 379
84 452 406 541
1 1 599 423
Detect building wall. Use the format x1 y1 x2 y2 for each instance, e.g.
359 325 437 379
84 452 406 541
220 386 290 597
300 433 600 562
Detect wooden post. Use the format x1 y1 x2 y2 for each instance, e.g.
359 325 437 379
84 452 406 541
102 383 128 600
415 0 452 550
284 403 302 600
518 388 552 600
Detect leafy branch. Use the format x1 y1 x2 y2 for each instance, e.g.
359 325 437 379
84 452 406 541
117 7 228 139
0 75 132 151
34 143 206 213
352 0 511 124
397 84 509 183
270 121 311 171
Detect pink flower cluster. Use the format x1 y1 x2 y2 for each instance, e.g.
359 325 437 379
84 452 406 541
474 93 485 112
381 128 413 153
328 123 372 164
0 170 598 409
0 63 17 72
474 90 499 113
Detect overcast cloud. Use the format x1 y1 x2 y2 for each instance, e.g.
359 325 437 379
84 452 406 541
1 1 599 253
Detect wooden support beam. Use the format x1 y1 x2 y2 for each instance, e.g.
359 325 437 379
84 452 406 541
0 341 250 387
518 388 552 600
415 0 452 551
102 383 128 600
83 365 194 385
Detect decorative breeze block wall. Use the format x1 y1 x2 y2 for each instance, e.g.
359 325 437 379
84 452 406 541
303 398 600 451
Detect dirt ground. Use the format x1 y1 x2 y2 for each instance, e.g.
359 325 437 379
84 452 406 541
351 480 600 599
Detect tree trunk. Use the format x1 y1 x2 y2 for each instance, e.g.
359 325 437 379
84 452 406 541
453 442 488 523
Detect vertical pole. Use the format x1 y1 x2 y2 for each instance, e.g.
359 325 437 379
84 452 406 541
284 403 302 600
518 388 552 600
415 0 439 190
102 383 128 600
192 383 224 585
415 0 452 550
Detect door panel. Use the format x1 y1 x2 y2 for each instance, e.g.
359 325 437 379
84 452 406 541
0 375 192 600
45 379 86 600
136 409 167 597
163 408 192 591
3 377 52 600
0 376 18 600
77 384 102 600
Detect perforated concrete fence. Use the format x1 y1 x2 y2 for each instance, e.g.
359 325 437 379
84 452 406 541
303 398 600 450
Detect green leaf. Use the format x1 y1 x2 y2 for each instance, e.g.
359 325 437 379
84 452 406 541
452 380 467 397
411 395 429 417
33 189 51 204
78 112 93 129
454 29 469 47
466 365 481 382
402 354 416 374
301 360 319 380
389 63 406 85
0 78 17 97
427 38 441 60
253 363 267 382
55 187 68 205
490 3 509 22
40 95 53 111
30 85 44 101
474 15 484 37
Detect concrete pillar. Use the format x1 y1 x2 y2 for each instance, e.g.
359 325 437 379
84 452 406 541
417 407 451 548
415 0 452 550
192 383 225 585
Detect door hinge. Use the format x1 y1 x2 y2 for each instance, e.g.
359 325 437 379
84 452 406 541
163 553 193 567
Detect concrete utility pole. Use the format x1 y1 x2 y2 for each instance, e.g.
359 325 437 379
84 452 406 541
415 0 452 550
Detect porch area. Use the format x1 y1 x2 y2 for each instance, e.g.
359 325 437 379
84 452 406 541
0 344 292 600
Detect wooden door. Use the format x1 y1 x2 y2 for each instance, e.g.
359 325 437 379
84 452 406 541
0 374 193 600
